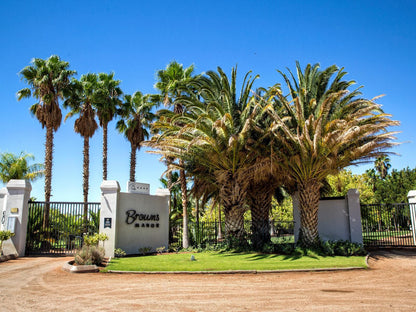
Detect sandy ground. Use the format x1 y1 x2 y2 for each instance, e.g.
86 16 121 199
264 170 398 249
0 250 416 312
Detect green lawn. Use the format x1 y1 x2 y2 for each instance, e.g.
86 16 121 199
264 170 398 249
104 252 367 272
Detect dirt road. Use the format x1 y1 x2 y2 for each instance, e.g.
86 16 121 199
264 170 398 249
0 250 416 311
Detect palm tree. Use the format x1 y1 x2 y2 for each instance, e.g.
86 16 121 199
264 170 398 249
17 55 75 228
0 152 44 183
95 72 122 181
149 67 262 246
63 73 99 232
116 92 155 182
265 63 399 247
375 155 391 179
154 61 195 248
244 87 286 249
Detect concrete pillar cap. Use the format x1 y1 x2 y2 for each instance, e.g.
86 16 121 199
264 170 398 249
408 190 416 198
100 180 120 193
155 188 170 196
6 180 32 192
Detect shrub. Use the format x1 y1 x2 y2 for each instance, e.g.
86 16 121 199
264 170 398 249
321 240 366 256
156 246 166 254
83 233 109 246
0 230 14 256
114 248 126 258
138 246 152 255
75 245 105 265
73 233 108 265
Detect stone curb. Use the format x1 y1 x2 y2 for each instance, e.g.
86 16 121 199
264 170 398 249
107 266 367 274
62 261 99 273
0 254 18 263
365 254 370 267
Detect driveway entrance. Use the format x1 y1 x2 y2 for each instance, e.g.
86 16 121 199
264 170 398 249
1 250 416 311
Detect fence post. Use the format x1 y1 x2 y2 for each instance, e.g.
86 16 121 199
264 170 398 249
1 180 32 256
347 189 363 244
408 190 416 245
99 181 120 258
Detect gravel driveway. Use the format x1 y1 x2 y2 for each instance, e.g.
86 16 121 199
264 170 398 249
0 250 416 311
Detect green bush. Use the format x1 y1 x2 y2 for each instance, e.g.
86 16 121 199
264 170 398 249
321 240 366 256
138 246 153 255
83 233 108 246
75 245 105 265
156 246 166 254
114 248 126 258
73 233 109 265
0 230 15 256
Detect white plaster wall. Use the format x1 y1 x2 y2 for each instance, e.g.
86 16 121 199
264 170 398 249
293 189 363 244
0 188 6 231
2 180 31 256
116 192 169 255
316 199 350 241
99 180 120 258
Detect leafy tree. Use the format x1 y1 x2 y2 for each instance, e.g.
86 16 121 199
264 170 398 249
324 169 375 204
64 73 99 232
17 55 75 228
116 92 155 182
95 72 122 180
265 62 398 247
374 167 416 203
0 152 44 183
154 61 196 248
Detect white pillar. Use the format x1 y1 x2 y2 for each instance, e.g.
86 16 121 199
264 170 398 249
2 180 32 256
0 188 7 231
99 180 120 258
408 190 416 245
347 189 363 244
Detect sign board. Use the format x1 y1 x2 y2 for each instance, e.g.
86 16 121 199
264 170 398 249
7 217 17 233
10 208 19 214
104 218 112 229
115 192 169 255
127 182 150 194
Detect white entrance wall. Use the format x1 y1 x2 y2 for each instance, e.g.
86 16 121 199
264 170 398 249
293 189 363 244
408 190 416 245
0 180 31 256
99 181 169 257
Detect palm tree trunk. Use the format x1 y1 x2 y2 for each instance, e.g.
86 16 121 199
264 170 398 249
102 122 108 181
83 136 90 233
166 156 174 213
220 176 247 246
43 126 54 229
129 144 137 182
195 197 200 245
298 181 321 247
180 162 189 248
217 204 223 240
248 182 273 250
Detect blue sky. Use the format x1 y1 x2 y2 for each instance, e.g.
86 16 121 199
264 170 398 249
1 0 415 202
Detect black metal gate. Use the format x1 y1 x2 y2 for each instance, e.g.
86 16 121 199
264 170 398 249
361 203 416 247
25 201 100 255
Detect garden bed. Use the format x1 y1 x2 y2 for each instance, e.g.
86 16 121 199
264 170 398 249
63 258 110 273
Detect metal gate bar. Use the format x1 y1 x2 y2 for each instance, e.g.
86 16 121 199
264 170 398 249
361 203 414 247
25 201 100 255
